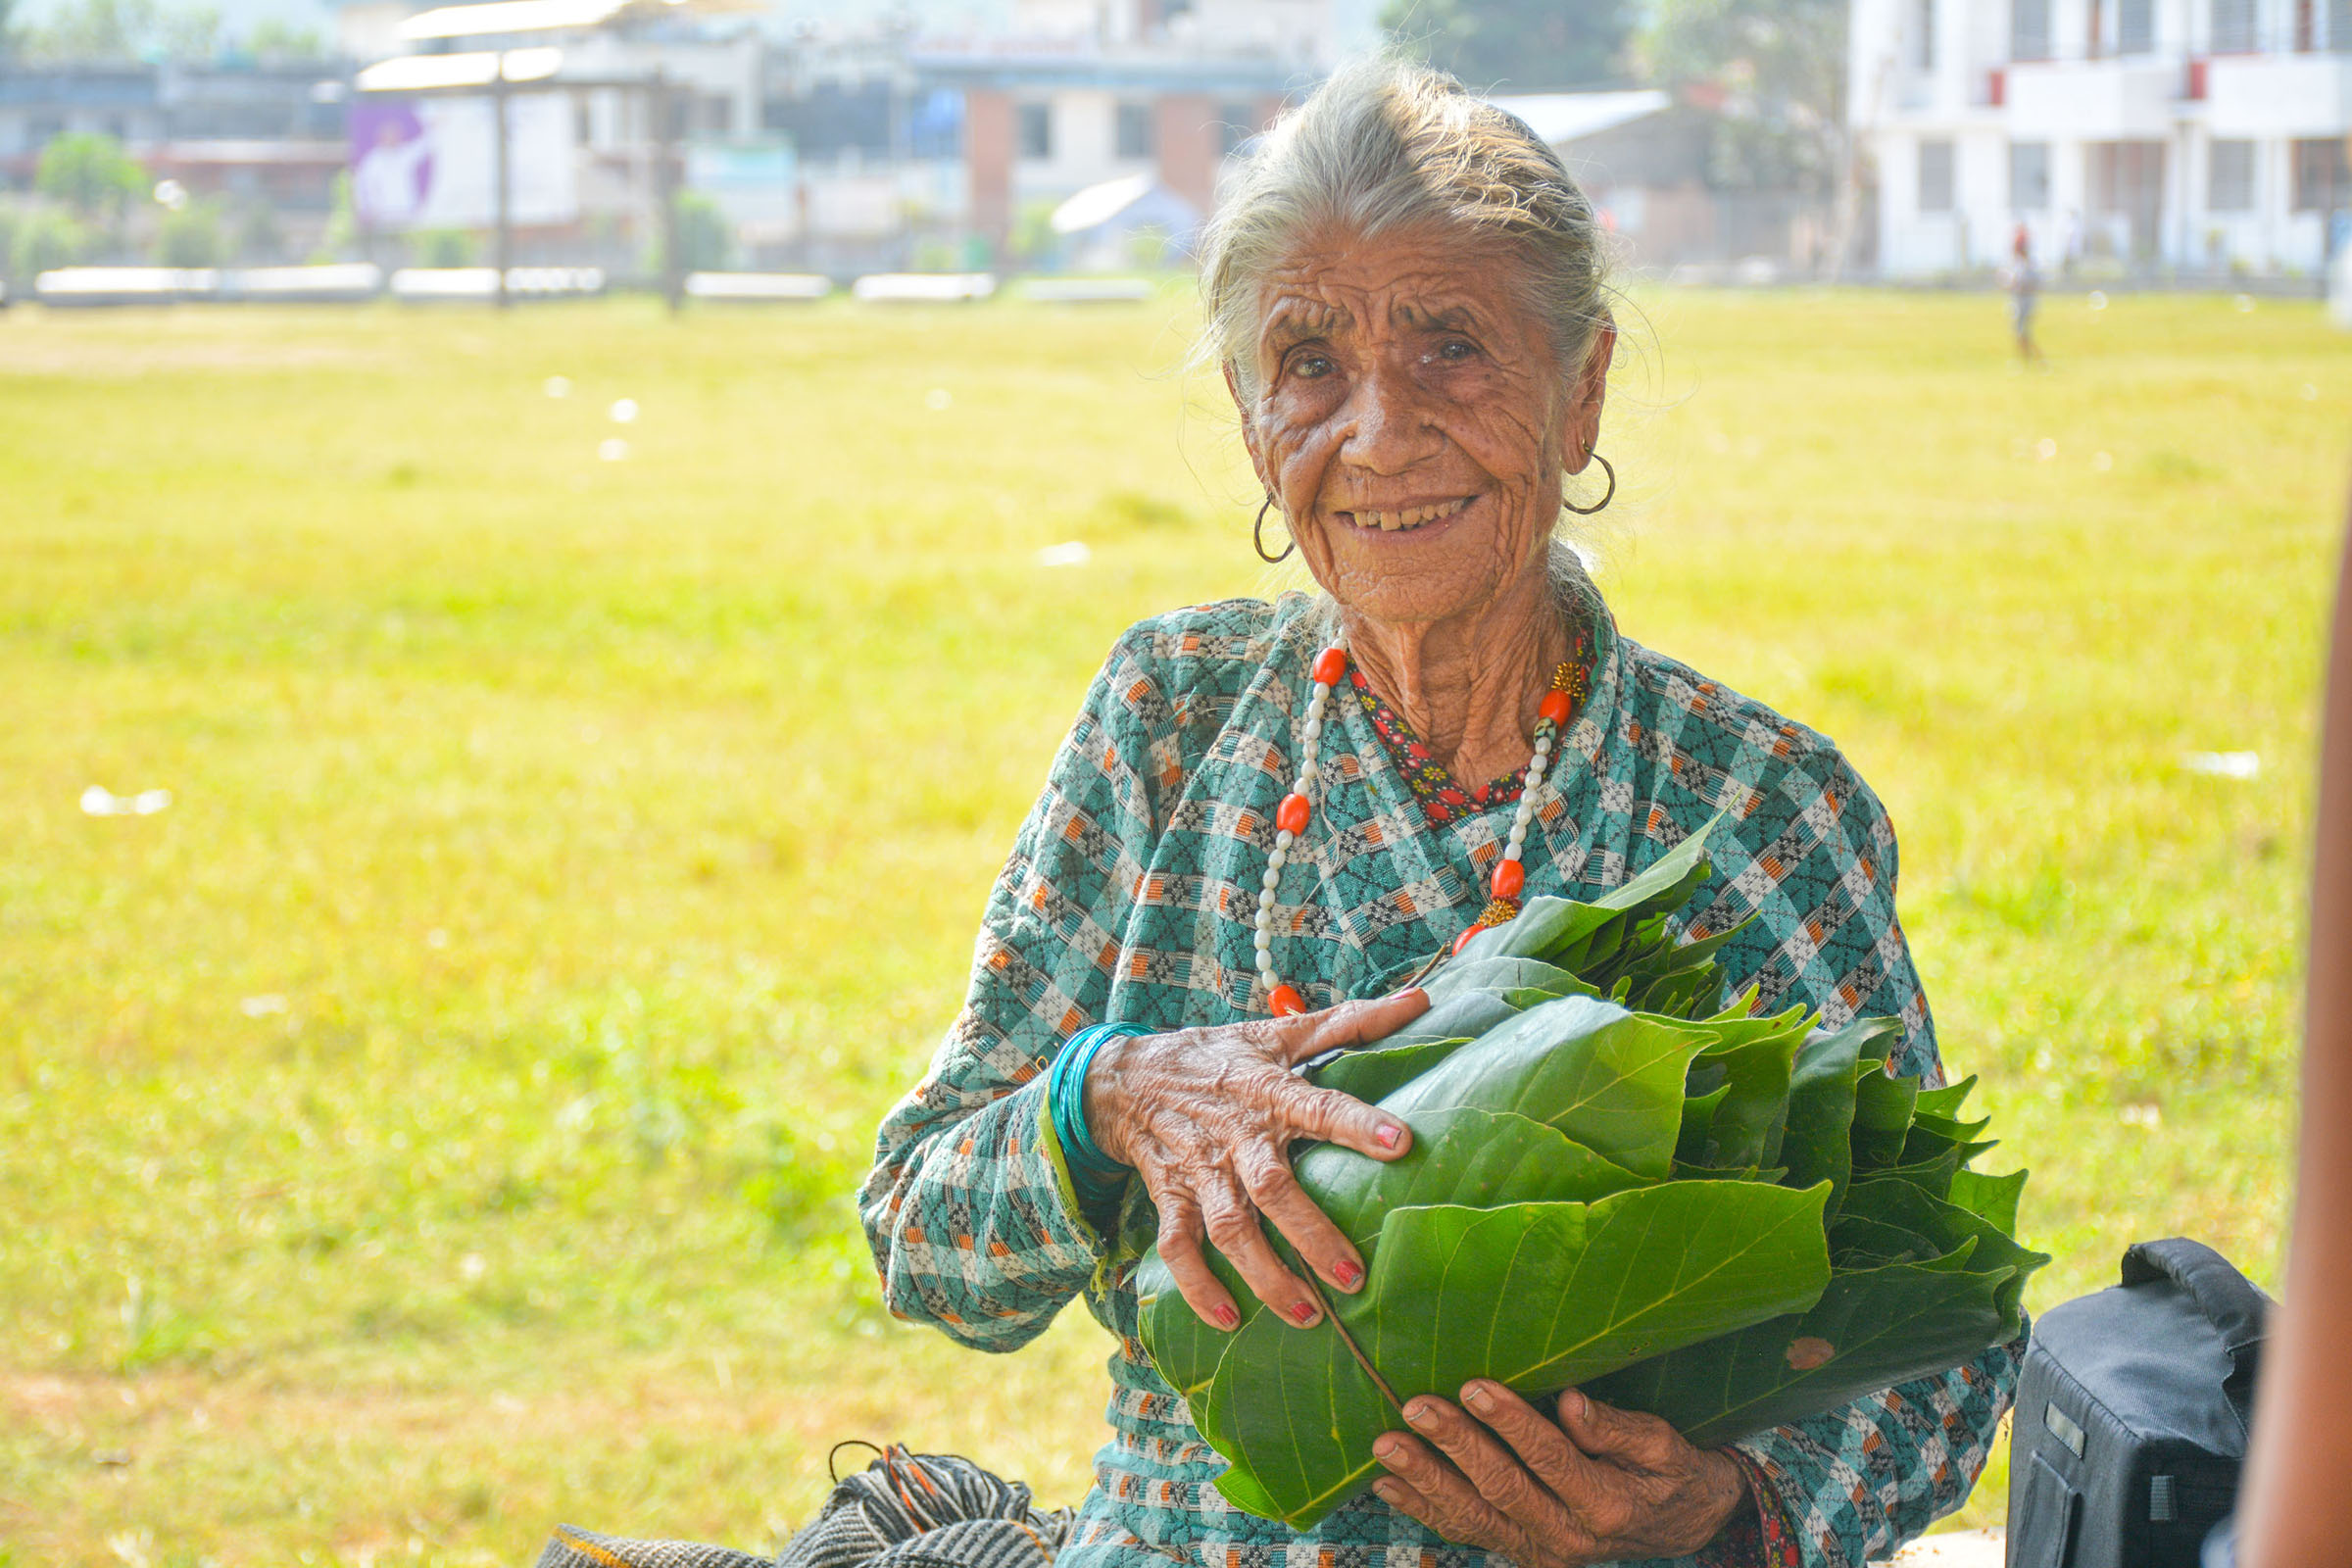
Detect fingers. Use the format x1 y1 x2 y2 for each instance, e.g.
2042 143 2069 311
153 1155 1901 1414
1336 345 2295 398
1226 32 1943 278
1233 1140 1366 1293
1200 1172 1322 1327
1275 1077 1411 1162
1555 1388 1681 1469
1367 1471 1440 1531
1153 1195 1241 1332
1279 990 1430 1064
1371 1428 1517 1553
1397 1396 1579 1547
1461 1381 1602 1505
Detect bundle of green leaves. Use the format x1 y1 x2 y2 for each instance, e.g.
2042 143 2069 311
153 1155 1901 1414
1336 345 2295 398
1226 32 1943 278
1132 823 2047 1529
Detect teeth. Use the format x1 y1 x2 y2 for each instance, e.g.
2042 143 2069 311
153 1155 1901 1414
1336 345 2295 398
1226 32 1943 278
1354 496 1472 533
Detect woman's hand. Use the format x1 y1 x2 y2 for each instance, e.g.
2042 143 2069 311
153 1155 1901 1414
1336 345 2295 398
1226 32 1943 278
1370 1382 1752 1566
1084 990 1430 1331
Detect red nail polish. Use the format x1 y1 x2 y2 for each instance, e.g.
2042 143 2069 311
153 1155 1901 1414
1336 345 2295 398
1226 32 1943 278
1334 1259 1363 1289
1290 1301 1319 1325
1375 1123 1401 1150
1214 1303 1240 1330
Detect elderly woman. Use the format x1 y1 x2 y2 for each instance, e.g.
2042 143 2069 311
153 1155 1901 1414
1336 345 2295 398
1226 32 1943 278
862 61 2020 1568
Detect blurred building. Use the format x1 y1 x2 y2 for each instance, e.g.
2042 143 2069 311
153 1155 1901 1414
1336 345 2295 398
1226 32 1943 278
0 0 1361 275
1850 0 2352 276
913 0 1334 263
0 62 345 210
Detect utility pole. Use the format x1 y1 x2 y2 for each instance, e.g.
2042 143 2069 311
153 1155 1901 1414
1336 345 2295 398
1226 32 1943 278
653 70 682 314
493 61 512 310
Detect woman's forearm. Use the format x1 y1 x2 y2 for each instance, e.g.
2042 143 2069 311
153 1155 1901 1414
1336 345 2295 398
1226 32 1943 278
861 1048 1104 1352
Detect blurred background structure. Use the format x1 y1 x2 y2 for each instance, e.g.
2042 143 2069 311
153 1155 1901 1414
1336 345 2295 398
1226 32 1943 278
4 0 2340 292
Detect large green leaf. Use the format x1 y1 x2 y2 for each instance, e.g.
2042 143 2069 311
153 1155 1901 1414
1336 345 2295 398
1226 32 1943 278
1132 828 2043 1532
1306 1036 1477 1104
1350 1183 1832 1396
1582 1244 2019 1447
1780 1017 1901 1221
1849 1057 1919 1170
1838 1177 2047 1337
1680 1006 1809 1171
1424 955 1588 1002
1379 996 1709 1179
1156 1180 1832 1528
1947 1167 2029 1235
1375 988 1532 1051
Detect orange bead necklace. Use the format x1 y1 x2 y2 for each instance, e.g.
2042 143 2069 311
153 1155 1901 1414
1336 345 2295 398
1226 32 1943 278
1255 646 1587 1016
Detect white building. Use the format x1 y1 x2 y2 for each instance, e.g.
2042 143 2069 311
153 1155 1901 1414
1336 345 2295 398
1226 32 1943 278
1850 0 2352 275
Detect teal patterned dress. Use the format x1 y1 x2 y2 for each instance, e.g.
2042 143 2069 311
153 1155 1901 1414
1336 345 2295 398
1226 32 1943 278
860 590 2021 1568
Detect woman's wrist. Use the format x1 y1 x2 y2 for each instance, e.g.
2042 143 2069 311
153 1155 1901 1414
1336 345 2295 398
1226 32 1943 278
1050 1022 1152 1179
1695 1448 1755 1546
1076 1028 1150 1167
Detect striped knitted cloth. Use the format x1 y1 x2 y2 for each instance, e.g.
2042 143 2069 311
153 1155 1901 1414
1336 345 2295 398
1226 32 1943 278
536 1446 1071 1568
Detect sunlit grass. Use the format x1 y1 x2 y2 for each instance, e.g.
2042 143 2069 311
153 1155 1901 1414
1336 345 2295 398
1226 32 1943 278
3 287 2346 1563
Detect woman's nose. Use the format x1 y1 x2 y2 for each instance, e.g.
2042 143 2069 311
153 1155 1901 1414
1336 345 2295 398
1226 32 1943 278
1334 366 1441 475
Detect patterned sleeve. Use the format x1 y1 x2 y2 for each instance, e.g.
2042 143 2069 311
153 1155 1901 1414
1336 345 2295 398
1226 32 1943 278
1689 748 2026 1567
858 624 1183 1352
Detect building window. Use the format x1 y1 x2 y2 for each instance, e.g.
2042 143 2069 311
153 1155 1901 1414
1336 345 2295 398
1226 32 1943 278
1218 102 1255 156
1116 102 1153 160
2211 0 2257 51
2118 0 2154 50
1912 0 1937 69
2010 141 2050 209
2294 137 2350 210
1919 139 1955 212
2209 140 2256 211
2329 0 2349 50
2011 0 2051 58
2295 0 2316 49
1017 102 1052 161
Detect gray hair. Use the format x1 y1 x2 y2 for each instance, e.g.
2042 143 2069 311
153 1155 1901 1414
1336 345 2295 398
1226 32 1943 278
1199 56 1615 405
1198 56 1619 601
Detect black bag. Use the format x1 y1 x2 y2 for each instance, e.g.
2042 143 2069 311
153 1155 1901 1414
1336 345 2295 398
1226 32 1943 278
2006 1239 2269 1568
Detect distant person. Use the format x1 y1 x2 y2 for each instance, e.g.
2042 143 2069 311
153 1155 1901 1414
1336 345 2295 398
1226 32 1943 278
353 112 432 232
2008 222 2045 368
2232 498 2352 1567
863 58 2019 1568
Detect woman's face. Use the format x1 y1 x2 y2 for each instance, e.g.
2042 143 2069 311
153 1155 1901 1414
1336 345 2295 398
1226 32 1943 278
1232 222 1611 631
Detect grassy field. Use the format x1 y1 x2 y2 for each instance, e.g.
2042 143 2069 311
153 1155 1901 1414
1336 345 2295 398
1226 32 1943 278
2 285 2346 1567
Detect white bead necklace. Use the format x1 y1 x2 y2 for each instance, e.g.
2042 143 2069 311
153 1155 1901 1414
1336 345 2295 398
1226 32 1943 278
1253 644 1581 1016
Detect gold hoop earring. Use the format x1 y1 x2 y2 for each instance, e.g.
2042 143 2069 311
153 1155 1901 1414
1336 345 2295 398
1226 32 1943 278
1253 496 1295 563
1563 452 1615 516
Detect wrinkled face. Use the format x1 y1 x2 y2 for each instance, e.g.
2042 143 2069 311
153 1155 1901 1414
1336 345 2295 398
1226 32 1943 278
1231 222 1610 631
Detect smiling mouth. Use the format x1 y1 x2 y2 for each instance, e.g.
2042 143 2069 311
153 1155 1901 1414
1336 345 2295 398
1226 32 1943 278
1334 495 1477 533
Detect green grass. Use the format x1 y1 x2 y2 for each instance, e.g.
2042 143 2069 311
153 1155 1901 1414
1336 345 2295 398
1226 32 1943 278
2 287 2345 1565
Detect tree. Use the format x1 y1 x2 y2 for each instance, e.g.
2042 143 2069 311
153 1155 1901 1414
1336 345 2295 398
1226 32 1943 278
242 17 324 59
36 132 147 225
10 208 93 275
1641 0 1848 196
1380 0 1637 92
16 0 220 63
154 198 224 267
672 190 732 272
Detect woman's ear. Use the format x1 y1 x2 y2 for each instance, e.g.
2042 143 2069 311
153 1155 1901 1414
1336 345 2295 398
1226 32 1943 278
1560 323 1617 473
1223 360 1272 492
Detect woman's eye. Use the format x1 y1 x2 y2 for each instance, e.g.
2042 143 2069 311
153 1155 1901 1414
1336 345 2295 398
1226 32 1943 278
1293 353 1334 379
1435 339 1477 363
